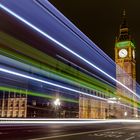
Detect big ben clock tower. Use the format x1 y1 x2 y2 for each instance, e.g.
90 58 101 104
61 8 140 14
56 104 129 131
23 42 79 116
115 10 137 118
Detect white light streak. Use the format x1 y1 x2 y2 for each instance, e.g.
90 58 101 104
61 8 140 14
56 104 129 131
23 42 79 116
0 118 140 124
0 68 106 101
0 4 139 100
0 67 139 112
0 4 140 114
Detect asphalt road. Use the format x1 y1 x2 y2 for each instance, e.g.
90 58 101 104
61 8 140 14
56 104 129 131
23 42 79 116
0 122 140 140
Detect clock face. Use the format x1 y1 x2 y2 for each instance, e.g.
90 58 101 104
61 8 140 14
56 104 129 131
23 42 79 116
133 50 135 59
119 49 128 58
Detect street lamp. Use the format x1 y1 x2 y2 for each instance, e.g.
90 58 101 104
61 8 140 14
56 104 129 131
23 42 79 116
135 114 138 118
54 98 61 106
124 111 128 118
53 98 61 118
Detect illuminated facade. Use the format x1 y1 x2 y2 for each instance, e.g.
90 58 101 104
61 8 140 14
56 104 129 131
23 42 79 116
79 90 109 119
0 91 27 118
115 10 137 118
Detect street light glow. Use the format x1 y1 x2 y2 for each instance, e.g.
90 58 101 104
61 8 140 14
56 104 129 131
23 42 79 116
54 98 61 106
124 112 128 117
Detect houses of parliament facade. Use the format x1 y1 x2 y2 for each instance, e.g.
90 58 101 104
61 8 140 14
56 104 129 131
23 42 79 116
0 10 138 119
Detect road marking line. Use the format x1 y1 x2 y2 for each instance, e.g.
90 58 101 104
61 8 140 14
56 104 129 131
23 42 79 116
130 133 135 135
29 127 128 140
125 136 135 140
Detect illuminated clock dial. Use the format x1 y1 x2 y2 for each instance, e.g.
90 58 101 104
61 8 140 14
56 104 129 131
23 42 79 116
133 50 135 59
119 49 128 58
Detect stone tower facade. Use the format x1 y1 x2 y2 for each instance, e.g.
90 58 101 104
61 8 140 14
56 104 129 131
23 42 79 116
115 10 137 118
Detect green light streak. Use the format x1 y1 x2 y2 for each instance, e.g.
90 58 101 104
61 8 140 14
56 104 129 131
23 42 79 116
0 86 78 103
0 47 114 94
0 32 139 108
0 31 115 94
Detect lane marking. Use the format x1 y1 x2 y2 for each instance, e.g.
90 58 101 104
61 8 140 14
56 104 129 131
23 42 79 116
92 130 124 138
125 136 135 140
29 127 128 140
130 133 135 136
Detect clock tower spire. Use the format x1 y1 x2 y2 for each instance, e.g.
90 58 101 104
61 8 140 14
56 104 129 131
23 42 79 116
117 9 130 42
115 10 137 118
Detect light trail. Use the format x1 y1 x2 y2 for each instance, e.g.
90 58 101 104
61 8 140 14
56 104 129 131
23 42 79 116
34 0 115 68
0 67 139 111
1 118 140 124
0 4 139 100
0 86 78 103
0 67 107 101
0 31 115 94
1 48 138 106
0 32 138 106
57 54 115 88
0 44 114 96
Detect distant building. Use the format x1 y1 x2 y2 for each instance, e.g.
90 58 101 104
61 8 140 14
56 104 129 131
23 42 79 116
27 97 79 118
0 89 78 118
79 88 109 119
0 91 27 118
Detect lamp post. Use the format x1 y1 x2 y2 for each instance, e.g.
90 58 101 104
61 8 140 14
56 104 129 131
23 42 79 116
53 98 61 118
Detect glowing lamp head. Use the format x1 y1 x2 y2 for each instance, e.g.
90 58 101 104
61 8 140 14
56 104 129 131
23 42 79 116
124 112 128 116
54 98 61 106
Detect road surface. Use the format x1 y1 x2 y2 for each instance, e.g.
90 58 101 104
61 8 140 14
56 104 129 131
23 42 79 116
0 122 140 140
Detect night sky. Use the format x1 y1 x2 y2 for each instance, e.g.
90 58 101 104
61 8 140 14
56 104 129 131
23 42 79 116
49 0 140 83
